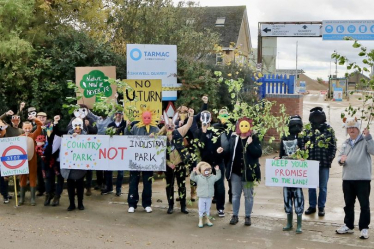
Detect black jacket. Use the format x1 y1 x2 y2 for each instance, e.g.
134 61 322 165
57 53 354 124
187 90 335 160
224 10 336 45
226 134 262 182
194 128 222 166
107 120 127 135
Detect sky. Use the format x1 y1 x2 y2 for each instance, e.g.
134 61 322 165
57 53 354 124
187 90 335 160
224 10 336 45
175 0 374 80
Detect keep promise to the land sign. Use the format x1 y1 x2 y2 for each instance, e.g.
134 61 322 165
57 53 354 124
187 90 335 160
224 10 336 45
265 159 319 188
60 135 167 171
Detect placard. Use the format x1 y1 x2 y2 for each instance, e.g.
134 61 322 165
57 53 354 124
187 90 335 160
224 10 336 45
75 66 117 109
60 135 166 171
0 137 29 176
265 159 319 188
123 79 162 119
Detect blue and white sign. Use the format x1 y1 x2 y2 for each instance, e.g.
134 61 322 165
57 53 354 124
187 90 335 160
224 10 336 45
127 44 180 101
323 20 374 40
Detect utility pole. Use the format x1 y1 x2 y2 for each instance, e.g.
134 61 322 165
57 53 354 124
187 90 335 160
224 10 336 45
296 41 298 89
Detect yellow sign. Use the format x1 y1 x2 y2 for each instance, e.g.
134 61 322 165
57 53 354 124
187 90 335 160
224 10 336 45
123 79 162 119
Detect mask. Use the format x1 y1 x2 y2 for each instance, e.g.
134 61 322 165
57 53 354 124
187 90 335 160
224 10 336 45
142 111 152 125
36 135 46 146
235 117 253 137
309 107 326 126
204 169 211 176
11 115 20 128
28 107 37 119
74 108 88 119
28 111 37 119
164 111 178 132
72 118 83 133
200 111 211 127
179 113 188 121
288 115 303 135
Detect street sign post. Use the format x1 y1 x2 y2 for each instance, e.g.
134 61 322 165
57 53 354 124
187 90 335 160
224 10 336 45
322 20 374 40
260 24 321 37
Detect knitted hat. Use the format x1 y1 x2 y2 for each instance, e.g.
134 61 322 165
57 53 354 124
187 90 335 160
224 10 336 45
343 117 360 134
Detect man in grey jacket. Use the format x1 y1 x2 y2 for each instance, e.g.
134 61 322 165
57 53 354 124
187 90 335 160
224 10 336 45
336 118 374 239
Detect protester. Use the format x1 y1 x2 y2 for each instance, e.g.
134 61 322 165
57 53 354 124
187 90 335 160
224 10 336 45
102 111 126 196
19 117 43 206
304 107 337 217
194 110 226 217
336 118 373 239
160 109 194 214
275 115 304 234
61 118 87 211
126 107 159 213
190 162 221 228
35 112 48 197
226 117 262 226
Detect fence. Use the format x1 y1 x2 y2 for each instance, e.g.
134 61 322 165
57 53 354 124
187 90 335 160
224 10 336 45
257 74 295 99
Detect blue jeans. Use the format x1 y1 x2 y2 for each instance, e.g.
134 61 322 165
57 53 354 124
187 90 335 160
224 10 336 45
231 173 254 217
308 167 330 209
105 171 124 194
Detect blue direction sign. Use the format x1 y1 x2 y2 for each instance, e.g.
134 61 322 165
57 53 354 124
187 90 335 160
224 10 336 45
323 20 374 40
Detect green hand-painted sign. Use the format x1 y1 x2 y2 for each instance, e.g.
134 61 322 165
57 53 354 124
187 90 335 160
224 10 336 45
80 70 112 100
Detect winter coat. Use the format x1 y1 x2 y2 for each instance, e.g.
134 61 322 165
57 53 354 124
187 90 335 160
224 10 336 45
226 133 262 182
190 170 221 198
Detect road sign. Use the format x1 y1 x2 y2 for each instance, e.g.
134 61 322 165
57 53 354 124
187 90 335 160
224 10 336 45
260 24 321 37
0 137 29 176
322 20 374 40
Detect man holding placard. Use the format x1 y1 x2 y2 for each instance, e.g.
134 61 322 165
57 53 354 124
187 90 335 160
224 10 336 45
336 118 374 239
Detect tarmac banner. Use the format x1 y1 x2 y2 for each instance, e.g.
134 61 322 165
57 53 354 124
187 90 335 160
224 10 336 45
60 135 166 171
265 159 319 188
0 137 29 176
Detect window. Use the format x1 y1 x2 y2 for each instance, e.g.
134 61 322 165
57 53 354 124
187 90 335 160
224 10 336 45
215 17 226 27
216 53 223 65
186 18 195 25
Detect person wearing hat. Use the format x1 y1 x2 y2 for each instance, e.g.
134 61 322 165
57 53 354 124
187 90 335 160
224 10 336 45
275 115 305 234
101 111 127 196
336 118 373 239
35 112 48 198
303 107 337 217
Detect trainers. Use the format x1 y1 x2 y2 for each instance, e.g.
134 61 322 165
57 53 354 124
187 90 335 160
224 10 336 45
128 207 135 213
101 190 113 195
230 215 239 225
245 216 251 226
145 206 152 213
3 197 9 204
218 210 225 217
305 207 316 215
336 224 354 234
360 229 369 239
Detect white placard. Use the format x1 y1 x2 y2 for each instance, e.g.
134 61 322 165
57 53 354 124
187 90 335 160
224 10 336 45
127 44 180 101
323 20 374 40
261 24 321 37
0 137 29 176
60 135 167 171
265 159 319 188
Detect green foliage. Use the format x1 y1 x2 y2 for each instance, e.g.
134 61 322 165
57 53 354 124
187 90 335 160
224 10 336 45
332 39 374 128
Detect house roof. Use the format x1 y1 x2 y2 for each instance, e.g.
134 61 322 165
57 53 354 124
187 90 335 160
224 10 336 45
201 6 247 48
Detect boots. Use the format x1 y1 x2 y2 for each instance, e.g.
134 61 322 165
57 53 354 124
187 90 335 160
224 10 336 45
204 216 213 227
51 195 60 206
283 213 293 231
44 193 54 206
85 188 92 196
190 186 197 202
167 205 174 214
296 214 302 234
30 187 36 206
180 200 189 214
198 217 203 228
19 187 25 205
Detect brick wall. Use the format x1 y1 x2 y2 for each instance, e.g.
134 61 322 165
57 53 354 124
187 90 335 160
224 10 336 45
264 94 303 143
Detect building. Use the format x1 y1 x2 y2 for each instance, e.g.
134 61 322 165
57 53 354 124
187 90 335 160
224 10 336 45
347 71 371 90
200 6 251 65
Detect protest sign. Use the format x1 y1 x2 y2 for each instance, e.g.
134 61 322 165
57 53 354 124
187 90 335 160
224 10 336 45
75 66 117 109
60 135 166 171
0 137 29 176
123 79 162 119
265 159 319 188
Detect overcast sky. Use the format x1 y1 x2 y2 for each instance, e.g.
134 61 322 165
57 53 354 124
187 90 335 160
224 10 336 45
177 0 374 80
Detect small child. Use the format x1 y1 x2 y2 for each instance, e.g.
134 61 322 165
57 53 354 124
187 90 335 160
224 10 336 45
190 161 221 228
